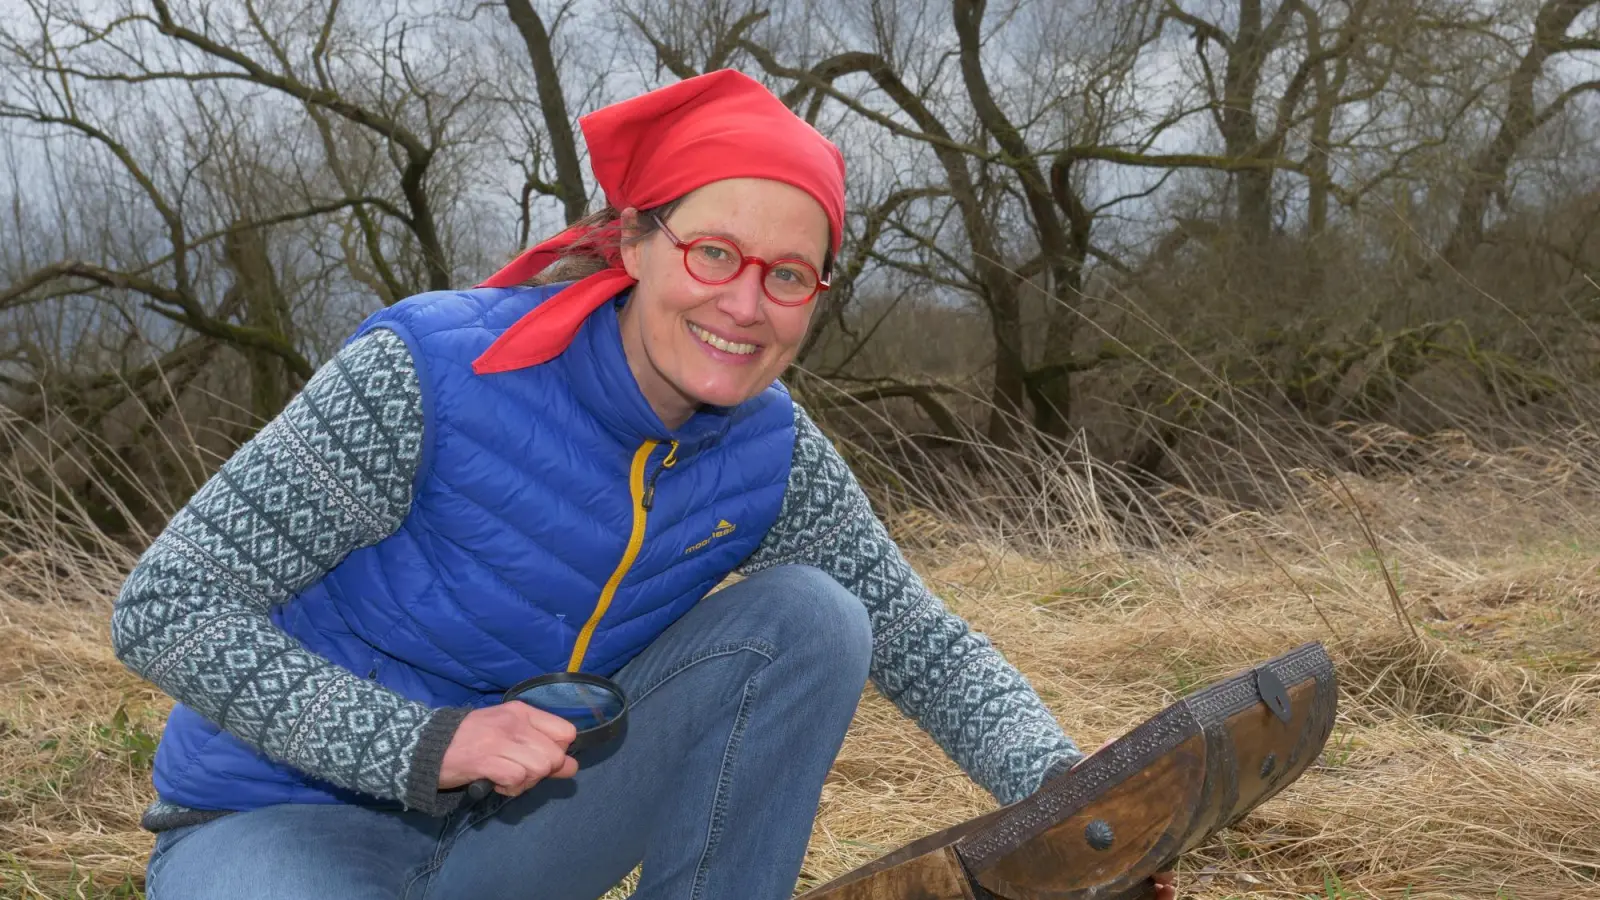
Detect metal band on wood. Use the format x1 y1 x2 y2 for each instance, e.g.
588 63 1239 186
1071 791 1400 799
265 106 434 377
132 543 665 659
796 641 1339 900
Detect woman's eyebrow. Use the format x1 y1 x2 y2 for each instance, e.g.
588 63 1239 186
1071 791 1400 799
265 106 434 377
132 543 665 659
682 227 821 267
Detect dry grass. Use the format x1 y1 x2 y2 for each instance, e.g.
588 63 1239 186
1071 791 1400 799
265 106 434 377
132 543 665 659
3 415 1600 899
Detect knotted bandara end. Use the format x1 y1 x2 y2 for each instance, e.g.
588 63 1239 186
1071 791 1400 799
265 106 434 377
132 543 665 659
471 69 846 376
470 268 637 373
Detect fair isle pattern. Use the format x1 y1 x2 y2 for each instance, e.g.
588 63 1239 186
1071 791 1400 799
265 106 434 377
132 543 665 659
110 329 439 825
115 332 1080 833
738 407 1084 805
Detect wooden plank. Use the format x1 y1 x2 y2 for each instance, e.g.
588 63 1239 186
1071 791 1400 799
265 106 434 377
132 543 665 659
797 642 1338 900
799 846 976 900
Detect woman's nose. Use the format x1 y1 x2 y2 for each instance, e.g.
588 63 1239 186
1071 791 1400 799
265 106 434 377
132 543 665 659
716 264 766 325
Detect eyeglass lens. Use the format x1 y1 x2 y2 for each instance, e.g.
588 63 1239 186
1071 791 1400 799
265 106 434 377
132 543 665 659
683 239 819 303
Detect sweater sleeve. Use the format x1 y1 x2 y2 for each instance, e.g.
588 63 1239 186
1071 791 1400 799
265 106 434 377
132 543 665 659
738 404 1084 805
110 328 470 815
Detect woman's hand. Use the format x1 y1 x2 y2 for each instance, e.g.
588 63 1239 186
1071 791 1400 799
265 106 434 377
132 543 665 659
439 703 580 797
1073 742 1178 900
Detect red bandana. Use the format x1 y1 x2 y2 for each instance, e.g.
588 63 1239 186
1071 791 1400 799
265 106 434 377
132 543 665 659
471 69 847 375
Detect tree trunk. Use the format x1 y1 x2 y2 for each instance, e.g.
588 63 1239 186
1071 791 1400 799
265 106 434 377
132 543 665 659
954 0 1088 442
987 283 1029 446
224 228 296 424
1441 0 1598 267
1031 156 1096 438
505 0 588 225
1221 0 1273 240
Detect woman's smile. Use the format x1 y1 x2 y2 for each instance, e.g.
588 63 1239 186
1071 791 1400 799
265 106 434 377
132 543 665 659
686 320 761 360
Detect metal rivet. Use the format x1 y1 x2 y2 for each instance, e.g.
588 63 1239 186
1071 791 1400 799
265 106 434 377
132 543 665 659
1261 753 1277 778
1085 818 1114 851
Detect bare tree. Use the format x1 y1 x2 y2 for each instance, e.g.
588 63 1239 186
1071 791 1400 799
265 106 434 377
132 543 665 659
4 0 1599 520
503 0 588 225
694 0 1158 443
0 0 509 383
0 0 543 506
1440 0 1600 267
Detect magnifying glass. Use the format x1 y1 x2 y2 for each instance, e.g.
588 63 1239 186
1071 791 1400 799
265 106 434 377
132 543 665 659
465 671 628 803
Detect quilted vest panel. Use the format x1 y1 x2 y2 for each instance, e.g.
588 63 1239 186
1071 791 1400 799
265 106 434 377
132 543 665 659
151 284 796 811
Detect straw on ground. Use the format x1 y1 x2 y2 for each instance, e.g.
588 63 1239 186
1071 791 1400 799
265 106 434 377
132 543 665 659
2 423 1598 899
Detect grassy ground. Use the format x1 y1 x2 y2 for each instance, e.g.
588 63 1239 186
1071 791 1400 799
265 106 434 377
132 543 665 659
2 423 1598 899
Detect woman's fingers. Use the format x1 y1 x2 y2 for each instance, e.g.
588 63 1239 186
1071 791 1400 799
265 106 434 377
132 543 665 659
513 703 579 750
551 753 579 780
475 756 530 795
439 705 581 794
493 748 575 796
492 721 571 793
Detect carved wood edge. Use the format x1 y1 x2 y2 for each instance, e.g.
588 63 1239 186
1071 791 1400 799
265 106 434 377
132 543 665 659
794 641 1338 900
955 641 1334 871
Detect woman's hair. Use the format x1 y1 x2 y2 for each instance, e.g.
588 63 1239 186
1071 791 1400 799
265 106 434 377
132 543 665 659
526 199 836 286
525 201 681 286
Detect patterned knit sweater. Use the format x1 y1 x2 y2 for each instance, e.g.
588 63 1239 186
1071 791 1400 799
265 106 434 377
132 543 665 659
112 328 1083 832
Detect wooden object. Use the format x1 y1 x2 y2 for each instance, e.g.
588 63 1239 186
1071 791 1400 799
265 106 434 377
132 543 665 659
798 642 1337 900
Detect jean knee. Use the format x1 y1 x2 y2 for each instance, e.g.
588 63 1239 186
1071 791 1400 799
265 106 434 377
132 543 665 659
750 565 873 687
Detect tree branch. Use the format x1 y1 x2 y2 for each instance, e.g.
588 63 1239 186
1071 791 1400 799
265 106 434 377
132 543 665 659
3 260 312 380
623 10 702 80
1160 0 1231 49
504 0 586 224
1534 79 1600 130
1060 144 1357 204
145 0 450 290
805 381 967 441
0 102 192 296
736 42 999 162
952 0 1075 283
146 2 430 162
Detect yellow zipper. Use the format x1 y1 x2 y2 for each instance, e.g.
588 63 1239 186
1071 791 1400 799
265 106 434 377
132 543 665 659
566 439 678 672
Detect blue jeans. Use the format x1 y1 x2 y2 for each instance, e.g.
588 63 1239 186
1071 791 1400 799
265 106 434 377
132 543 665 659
143 565 874 900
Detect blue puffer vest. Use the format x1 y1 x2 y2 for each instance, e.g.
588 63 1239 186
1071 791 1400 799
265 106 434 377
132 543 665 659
150 284 796 811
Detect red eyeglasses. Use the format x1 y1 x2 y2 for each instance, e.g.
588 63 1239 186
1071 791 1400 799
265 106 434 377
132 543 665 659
652 214 829 307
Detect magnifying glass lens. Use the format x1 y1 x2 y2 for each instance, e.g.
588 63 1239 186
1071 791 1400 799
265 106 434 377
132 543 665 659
513 680 624 730
465 672 628 803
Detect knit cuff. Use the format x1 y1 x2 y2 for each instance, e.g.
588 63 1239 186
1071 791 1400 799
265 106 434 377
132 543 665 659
403 706 473 816
1037 749 1088 790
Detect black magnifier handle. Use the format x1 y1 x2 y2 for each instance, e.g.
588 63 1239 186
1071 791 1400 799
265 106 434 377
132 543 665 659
466 776 497 803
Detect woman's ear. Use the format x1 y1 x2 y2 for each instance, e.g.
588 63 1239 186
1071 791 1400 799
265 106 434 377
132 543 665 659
618 207 643 279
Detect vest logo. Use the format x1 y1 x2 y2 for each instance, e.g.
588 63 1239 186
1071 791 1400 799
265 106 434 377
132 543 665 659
685 519 737 554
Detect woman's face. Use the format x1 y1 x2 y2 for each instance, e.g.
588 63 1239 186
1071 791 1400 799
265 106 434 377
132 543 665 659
618 177 830 429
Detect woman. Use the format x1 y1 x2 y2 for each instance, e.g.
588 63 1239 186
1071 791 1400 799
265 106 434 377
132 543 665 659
112 70 1175 900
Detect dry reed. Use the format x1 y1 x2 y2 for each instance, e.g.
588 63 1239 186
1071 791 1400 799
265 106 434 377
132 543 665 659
3 384 1599 900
